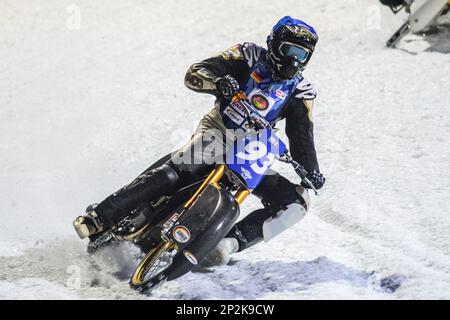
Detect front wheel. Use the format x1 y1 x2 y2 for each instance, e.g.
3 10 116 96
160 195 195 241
130 240 178 291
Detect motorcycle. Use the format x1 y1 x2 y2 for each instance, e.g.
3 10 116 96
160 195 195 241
81 92 318 292
381 0 449 48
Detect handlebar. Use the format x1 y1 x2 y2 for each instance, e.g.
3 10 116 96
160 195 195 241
278 152 318 195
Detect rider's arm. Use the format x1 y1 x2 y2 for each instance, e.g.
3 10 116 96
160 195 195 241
284 79 320 173
184 43 262 95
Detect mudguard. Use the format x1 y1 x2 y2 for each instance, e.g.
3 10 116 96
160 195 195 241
164 184 240 280
409 0 448 32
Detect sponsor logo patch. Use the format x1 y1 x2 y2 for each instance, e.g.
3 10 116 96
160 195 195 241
163 213 179 229
225 106 245 125
240 167 253 180
251 94 269 110
275 89 287 100
172 225 191 243
183 250 198 265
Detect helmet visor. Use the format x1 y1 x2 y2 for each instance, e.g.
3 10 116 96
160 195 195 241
278 42 310 63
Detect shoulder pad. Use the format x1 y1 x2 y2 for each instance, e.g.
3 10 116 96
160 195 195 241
220 44 245 61
241 42 265 67
294 78 317 100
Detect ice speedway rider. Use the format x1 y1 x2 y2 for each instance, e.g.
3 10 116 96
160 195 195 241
74 16 325 266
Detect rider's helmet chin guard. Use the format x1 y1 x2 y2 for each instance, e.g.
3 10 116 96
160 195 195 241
267 16 319 80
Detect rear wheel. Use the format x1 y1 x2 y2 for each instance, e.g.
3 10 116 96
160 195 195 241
130 240 178 291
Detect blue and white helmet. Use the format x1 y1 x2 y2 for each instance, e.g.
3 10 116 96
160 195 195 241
267 16 319 79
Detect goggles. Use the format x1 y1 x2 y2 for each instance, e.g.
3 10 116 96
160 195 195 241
278 42 311 63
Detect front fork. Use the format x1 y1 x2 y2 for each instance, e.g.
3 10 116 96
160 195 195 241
184 164 250 208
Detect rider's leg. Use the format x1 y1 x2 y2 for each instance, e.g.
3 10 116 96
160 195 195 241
74 164 180 239
234 171 310 251
74 127 226 239
96 164 180 228
202 172 310 266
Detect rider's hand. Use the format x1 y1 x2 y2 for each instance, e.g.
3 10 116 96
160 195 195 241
303 171 325 190
216 75 240 99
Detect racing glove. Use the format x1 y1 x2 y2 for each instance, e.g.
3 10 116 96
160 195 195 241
216 75 240 99
304 171 325 190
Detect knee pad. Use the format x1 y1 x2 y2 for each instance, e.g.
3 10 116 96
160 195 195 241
262 201 308 242
261 186 310 242
160 163 180 185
